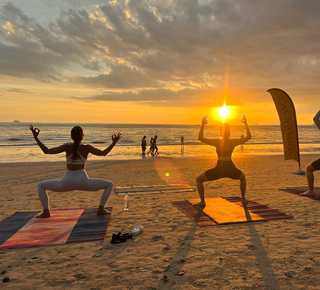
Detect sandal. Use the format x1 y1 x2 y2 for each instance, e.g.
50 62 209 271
111 233 127 244
118 232 133 239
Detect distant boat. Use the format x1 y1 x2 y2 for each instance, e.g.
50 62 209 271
13 120 20 123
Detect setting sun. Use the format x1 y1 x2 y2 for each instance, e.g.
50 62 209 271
213 105 234 123
218 105 230 122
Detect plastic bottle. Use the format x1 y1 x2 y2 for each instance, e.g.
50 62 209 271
123 194 129 211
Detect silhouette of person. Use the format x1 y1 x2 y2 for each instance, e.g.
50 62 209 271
301 110 320 196
29 125 122 218
141 136 147 155
147 137 154 155
240 134 244 150
153 135 159 155
181 136 184 153
195 115 251 206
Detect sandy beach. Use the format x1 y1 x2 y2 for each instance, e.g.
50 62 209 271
1 154 320 289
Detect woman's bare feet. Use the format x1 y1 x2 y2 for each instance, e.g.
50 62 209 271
97 206 111 215
194 202 206 207
36 209 50 218
242 199 248 207
300 190 316 196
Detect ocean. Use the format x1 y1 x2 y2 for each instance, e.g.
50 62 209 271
0 122 319 163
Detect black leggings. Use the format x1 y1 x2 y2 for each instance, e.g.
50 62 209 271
205 161 242 181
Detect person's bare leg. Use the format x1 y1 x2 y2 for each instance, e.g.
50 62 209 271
36 209 50 218
195 173 209 206
301 165 316 195
239 173 247 205
97 206 111 215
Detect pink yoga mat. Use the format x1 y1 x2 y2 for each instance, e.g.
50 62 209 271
0 208 85 249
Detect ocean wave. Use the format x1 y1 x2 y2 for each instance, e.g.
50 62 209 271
91 141 107 144
7 138 24 141
0 143 37 147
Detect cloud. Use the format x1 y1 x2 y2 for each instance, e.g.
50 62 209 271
0 0 320 107
73 86 248 107
6 88 36 94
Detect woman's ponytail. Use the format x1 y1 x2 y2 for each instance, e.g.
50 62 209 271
71 126 84 160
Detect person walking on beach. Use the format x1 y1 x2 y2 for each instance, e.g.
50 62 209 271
147 137 154 155
195 115 251 206
141 136 147 155
29 125 122 218
153 135 159 155
301 110 320 196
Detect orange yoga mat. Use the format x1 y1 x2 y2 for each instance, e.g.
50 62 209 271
0 208 112 249
172 197 293 226
0 208 84 249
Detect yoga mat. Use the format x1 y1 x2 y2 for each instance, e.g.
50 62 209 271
172 197 293 226
279 188 320 200
114 184 195 196
0 212 38 246
67 207 112 243
171 200 218 226
0 208 112 249
223 197 293 220
188 198 265 224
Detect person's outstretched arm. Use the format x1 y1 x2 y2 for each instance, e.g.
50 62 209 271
29 125 67 154
198 116 219 146
241 115 252 141
87 133 122 156
233 116 252 146
313 111 320 130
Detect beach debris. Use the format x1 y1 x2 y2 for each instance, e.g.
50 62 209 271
74 273 87 280
152 268 164 273
284 271 298 278
2 277 10 283
175 270 185 276
1 270 6 274
152 235 164 241
162 246 171 251
161 275 169 283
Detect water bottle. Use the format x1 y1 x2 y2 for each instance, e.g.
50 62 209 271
123 194 129 211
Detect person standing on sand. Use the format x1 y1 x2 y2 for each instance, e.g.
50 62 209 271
141 136 147 155
29 125 122 218
195 115 251 206
301 110 320 196
181 135 184 153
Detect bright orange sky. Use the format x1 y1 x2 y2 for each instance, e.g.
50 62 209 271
1 1 320 125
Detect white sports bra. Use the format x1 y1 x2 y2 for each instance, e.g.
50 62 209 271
66 146 87 165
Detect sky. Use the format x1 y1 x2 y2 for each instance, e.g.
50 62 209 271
0 0 320 124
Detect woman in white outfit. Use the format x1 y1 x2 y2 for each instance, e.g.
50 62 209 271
29 125 122 218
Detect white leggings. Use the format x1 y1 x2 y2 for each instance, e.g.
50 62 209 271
37 169 113 209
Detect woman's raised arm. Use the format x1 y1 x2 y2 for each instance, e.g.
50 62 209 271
88 132 122 156
29 125 67 154
198 116 219 146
